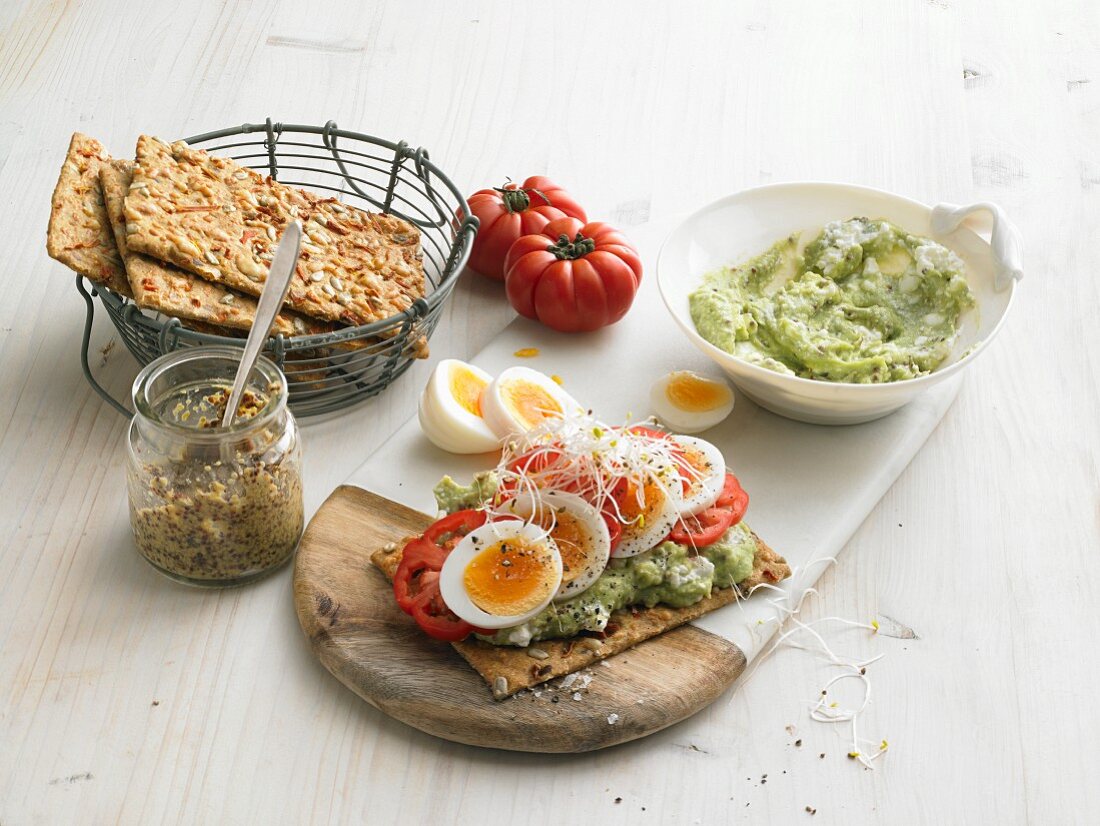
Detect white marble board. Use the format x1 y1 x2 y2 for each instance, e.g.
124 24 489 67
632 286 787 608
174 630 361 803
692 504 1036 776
345 217 960 661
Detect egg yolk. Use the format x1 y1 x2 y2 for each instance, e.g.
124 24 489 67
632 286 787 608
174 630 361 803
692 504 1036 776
533 510 589 585
616 479 667 538
666 373 729 412
463 537 557 616
450 366 488 417
679 445 714 497
502 380 562 428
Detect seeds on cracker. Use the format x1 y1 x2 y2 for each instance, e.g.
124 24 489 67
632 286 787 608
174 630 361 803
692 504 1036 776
123 135 424 326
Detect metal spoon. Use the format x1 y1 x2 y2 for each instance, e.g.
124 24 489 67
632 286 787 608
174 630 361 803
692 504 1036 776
220 220 303 428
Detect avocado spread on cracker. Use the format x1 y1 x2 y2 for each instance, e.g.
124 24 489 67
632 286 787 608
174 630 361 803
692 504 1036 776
432 474 757 646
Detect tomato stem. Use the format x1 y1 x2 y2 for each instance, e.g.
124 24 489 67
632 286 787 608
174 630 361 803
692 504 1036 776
496 186 530 213
547 232 595 260
494 184 550 214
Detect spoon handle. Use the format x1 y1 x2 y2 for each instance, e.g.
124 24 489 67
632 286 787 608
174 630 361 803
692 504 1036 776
220 220 303 428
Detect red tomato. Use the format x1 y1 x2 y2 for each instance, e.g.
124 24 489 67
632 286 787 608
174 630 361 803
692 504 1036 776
464 177 587 280
664 474 750 548
626 424 669 440
602 510 624 551
409 587 478 642
422 508 486 547
504 217 643 333
393 537 444 614
506 448 563 477
393 509 488 639
715 473 749 525
667 507 735 547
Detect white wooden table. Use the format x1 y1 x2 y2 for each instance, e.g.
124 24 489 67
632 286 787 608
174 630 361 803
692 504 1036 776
2 2 1097 823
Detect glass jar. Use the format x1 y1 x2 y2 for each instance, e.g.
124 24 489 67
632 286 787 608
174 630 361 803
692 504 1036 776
126 347 304 587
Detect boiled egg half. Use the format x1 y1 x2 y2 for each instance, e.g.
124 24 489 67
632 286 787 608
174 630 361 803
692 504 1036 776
439 520 563 629
609 465 684 558
670 435 727 516
418 359 500 454
499 491 611 601
481 367 582 439
650 370 734 433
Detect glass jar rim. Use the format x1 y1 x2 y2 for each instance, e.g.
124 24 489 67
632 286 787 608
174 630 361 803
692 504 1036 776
131 346 288 441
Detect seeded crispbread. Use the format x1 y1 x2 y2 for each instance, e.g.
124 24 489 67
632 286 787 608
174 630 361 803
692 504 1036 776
371 531 790 699
123 135 425 326
46 133 131 297
99 159 350 339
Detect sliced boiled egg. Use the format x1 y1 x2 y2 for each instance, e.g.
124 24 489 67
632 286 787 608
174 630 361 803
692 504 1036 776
650 370 734 434
418 359 500 454
438 520 562 629
481 366 583 439
670 435 727 516
609 467 683 558
499 491 611 602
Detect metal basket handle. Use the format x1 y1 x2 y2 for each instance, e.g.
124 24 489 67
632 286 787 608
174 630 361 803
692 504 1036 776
76 276 132 417
322 120 449 231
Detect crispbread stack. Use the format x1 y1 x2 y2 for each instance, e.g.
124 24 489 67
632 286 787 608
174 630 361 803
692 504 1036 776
46 132 429 359
124 135 424 326
99 160 345 339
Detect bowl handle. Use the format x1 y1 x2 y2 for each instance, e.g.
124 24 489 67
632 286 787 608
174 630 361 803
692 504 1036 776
930 201 1023 292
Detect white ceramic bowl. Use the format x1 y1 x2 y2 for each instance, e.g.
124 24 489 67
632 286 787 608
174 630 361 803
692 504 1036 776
656 182 1023 425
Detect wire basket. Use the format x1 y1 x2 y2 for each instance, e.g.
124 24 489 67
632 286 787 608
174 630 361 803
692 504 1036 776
77 118 476 418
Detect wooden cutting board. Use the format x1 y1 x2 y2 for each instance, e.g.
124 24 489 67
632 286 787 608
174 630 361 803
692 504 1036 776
293 485 748 753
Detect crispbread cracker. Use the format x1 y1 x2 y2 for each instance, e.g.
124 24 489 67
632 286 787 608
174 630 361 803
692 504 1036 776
100 160 347 339
371 531 790 699
46 133 131 296
124 135 425 326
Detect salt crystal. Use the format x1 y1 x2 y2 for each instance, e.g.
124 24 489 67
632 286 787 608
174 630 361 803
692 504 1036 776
607 713 619 725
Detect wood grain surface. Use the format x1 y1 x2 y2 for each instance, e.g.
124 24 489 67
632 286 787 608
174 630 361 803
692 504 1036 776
1 0 1098 823
293 486 747 753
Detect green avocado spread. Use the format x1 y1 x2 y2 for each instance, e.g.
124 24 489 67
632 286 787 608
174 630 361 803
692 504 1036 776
432 474 758 647
433 472 498 513
688 218 974 383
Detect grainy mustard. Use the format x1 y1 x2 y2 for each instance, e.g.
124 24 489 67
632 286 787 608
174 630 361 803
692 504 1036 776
126 348 303 586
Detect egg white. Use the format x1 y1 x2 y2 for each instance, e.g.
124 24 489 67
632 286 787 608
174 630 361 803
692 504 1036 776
438 520 562 629
481 367 583 439
649 371 734 434
498 490 611 602
418 359 500 454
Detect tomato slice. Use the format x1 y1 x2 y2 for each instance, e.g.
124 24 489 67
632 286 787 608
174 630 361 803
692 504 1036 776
408 582 478 641
422 508 486 546
626 425 669 440
600 476 631 551
411 607 476 641
393 537 444 614
393 509 485 631
667 507 735 547
715 473 749 525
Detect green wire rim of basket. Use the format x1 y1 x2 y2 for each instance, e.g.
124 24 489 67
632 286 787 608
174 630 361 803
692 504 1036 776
77 118 478 418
